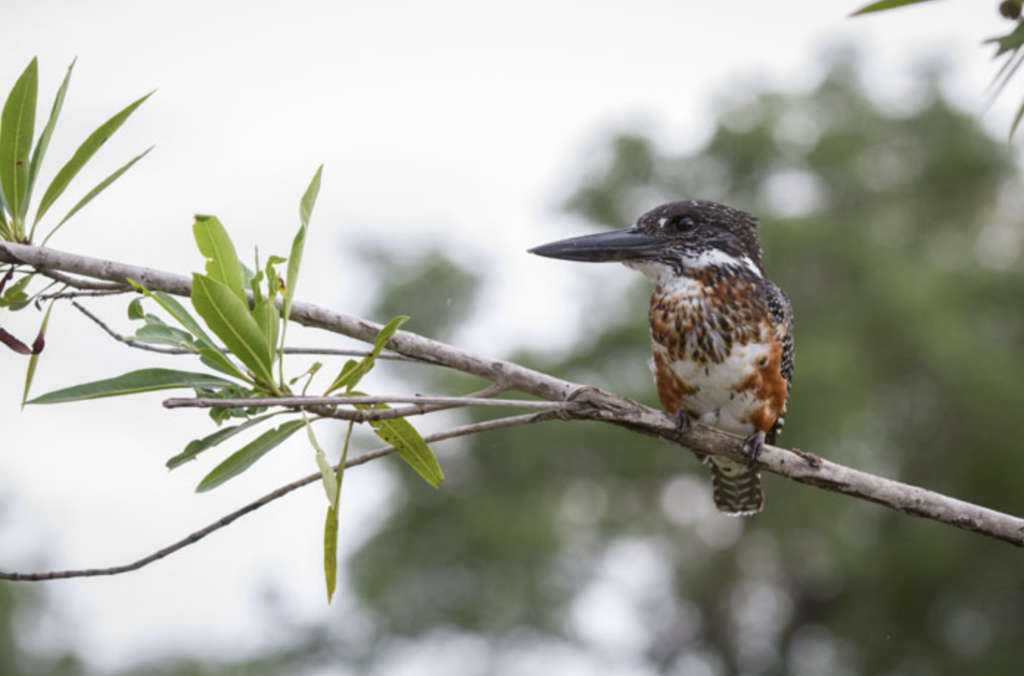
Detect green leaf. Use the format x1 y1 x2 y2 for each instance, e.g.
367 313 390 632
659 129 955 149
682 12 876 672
283 224 305 323
127 297 145 320
0 59 38 230
252 297 280 366
28 368 236 404
0 273 33 308
315 450 339 505
166 412 279 469
378 416 444 488
987 21 1024 58
197 347 250 381
21 299 55 407
129 283 219 350
41 145 153 245
191 274 275 386
278 165 323 381
356 400 443 488
193 215 244 302
23 59 73 226
196 419 305 492
35 90 152 224
324 505 339 603
134 322 196 349
300 164 323 230
850 0 939 16
325 315 408 394
306 422 339 504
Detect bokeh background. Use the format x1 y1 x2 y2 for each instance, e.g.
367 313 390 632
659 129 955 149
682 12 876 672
2 1 1023 674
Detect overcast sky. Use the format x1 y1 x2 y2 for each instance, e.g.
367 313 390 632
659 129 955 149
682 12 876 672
0 0 1018 670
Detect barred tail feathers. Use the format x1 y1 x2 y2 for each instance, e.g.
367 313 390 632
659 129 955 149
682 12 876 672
708 457 764 516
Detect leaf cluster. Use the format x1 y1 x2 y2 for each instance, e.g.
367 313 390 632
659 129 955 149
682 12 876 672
0 58 152 399
19 162 442 601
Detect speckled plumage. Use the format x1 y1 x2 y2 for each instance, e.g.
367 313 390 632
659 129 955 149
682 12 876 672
632 201 794 515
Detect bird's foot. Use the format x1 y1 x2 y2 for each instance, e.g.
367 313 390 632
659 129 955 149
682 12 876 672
673 409 691 436
741 431 766 467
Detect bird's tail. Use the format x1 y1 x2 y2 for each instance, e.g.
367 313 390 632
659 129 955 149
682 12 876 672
708 457 764 515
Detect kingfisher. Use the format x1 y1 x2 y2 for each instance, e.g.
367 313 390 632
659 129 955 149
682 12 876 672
529 201 794 515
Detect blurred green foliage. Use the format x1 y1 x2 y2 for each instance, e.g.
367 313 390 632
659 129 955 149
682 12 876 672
345 56 1024 674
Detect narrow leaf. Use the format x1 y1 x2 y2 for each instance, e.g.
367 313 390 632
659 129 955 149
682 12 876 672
315 450 339 505
986 21 1024 57
193 215 244 302
133 322 196 348
377 416 444 488
24 59 74 225
197 347 250 382
35 90 152 224
325 316 408 394
355 400 444 488
191 274 275 385
283 225 306 322
21 300 55 407
850 0 939 16
252 297 280 366
29 368 236 404
0 59 38 228
324 506 339 603
166 412 279 468
129 282 220 351
41 146 153 245
299 164 323 229
306 421 339 504
196 420 304 492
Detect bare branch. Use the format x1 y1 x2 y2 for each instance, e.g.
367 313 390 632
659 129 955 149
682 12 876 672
71 300 187 354
38 268 131 291
164 394 579 415
0 410 558 581
2 241 1023 558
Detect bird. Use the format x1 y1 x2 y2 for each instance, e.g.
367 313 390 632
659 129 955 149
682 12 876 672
529 200 794 515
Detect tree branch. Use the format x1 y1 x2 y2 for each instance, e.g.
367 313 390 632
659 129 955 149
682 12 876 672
163 394 581 422
2 240 1023 573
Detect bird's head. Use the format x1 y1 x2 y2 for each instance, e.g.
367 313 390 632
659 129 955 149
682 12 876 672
529 201 765 283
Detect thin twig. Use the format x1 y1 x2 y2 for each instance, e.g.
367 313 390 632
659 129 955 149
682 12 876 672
0 410 557 581
38 269 130 291
279 347 424 362
70 301 429 361
40 289 133 300
72 300 187 354
164 394 578 411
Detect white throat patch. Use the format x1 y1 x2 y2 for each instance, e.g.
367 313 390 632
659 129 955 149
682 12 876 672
682 249 762 278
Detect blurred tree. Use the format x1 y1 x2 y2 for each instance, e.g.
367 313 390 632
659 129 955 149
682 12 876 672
0 575 83 675
345 53 1024 675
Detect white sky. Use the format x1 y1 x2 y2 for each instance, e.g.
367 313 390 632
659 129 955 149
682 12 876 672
0 0 1018 670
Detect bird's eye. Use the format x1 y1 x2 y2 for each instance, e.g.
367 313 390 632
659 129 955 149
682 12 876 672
669 216 695 233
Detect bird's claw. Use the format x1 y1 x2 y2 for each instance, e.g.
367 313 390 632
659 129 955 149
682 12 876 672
673 410 691 435
742 431 766 467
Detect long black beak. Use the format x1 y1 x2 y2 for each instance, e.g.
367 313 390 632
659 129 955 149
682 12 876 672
528 228 668 263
